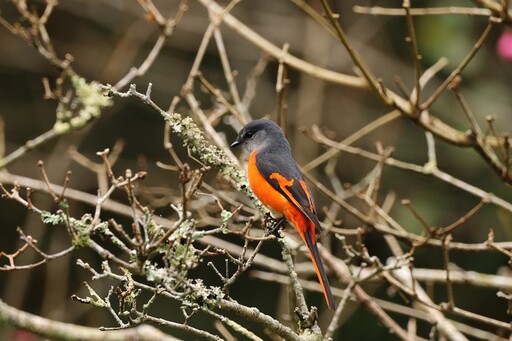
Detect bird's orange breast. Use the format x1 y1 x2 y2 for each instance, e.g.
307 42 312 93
248 151 287 214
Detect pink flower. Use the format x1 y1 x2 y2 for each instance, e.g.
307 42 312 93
13 330 39 341
497 29 512 61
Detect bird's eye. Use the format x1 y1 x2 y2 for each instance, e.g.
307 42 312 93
245 131 254 139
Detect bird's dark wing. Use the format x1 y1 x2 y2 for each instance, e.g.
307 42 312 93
256 151 322 231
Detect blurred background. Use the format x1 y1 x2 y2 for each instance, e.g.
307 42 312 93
0 0 511 339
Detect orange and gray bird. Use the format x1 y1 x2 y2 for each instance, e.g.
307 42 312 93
231 119 335 309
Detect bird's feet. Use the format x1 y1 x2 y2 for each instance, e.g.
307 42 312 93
265 214 285 237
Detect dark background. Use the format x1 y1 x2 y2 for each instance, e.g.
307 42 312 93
0 0 511 339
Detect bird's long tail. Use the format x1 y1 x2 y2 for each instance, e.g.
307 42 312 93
303 228 336 310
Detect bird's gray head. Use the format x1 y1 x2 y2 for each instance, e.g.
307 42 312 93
230 119 287 152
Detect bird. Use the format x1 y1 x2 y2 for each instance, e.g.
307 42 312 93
231 119 336 310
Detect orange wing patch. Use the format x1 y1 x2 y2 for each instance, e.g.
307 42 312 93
299 180 315 213
269 173 302 208
266 173 314 237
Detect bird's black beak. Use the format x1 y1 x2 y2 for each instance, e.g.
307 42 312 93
230 136 242 148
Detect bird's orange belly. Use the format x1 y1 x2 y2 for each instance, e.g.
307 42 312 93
248 151 308 229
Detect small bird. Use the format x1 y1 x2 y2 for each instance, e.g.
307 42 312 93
231 119 335 309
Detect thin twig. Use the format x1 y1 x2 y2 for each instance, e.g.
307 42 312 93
319 0 392 104
421 18 497 110
403 0 422 108
353 6 494 17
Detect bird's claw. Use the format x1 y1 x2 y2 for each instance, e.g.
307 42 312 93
265 214 285 236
